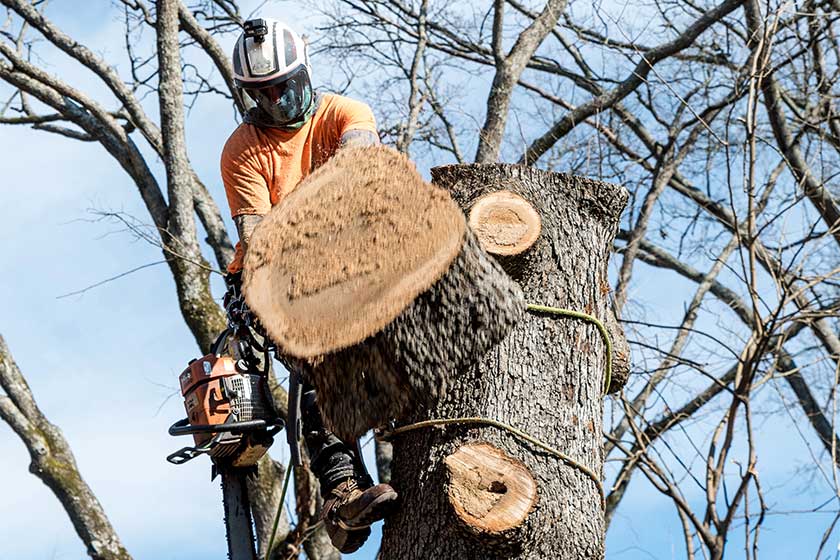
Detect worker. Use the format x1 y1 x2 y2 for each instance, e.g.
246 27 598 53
221 17 398 553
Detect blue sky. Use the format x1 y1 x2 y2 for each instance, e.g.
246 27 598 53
1 1 839 559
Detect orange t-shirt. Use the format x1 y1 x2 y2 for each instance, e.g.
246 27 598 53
221 93 378 273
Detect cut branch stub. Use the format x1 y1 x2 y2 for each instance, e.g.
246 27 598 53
468 190 541 257
244 146 525 442
445 442 537 541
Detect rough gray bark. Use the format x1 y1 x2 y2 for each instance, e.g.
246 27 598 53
0 336 131 560
295 228 525 443
379 165 627 559
375 439 393 484
156 0 226 352
246 457 290 560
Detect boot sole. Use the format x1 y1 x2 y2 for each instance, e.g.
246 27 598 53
343 489 400 528
330 524 371 554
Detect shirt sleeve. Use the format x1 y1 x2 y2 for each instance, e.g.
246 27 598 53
335 96 378 136
220 129 271 218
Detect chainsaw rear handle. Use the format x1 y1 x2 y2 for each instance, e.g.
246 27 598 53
168 417 284 437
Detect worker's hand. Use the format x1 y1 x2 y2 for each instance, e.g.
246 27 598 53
224 270 242 296
223 272 247 320
340 129 379 149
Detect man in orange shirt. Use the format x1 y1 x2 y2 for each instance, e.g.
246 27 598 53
221 18 398 553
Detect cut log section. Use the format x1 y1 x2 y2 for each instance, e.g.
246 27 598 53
243 146 525 442
445 442 537 541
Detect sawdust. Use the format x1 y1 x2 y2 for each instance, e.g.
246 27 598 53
243 145 466 358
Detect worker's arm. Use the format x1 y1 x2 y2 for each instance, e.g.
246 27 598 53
233 214 264 254
334 95 379 150
340 129 379 149
221 129 272 272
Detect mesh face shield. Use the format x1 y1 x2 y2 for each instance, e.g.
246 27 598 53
242 66 313 127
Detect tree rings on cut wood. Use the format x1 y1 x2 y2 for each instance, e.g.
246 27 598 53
244 147 464 358
468 190 541 257
243 146 525 442
445 442 537 540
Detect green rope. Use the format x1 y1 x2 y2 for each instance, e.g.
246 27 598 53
264 461 294 560
380 303 614 509
381 416 605 506
525 303 613 394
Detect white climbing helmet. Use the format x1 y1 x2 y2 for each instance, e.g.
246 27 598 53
232 18 314 127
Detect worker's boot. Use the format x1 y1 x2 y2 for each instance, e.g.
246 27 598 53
301 384 399 553
321 477 398 552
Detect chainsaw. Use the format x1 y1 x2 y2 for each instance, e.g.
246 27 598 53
166 275 285 560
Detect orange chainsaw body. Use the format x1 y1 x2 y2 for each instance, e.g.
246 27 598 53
168 347 278 468
179 354 238 447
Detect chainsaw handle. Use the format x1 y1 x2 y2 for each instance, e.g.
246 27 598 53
168 417 283 436
166 445 209 465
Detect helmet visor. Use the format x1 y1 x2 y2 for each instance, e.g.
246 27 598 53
244 66 312 126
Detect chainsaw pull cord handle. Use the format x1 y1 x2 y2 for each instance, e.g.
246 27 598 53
287 368 304 468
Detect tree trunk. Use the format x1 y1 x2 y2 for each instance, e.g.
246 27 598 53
379 164 627 560
157 0 226 354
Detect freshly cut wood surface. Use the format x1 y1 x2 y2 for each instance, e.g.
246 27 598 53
243 146 466 358
291 227 526 441
468 190 541 256
445 443 537 537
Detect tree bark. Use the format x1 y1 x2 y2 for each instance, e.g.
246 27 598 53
379 164 627 560
156 0 226 353
246 456 290 560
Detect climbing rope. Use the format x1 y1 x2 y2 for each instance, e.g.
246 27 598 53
380 416 605 506
524 303 613 394
264 460 294 560
380 303 614 508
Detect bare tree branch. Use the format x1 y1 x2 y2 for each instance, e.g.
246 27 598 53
0 335 131 560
